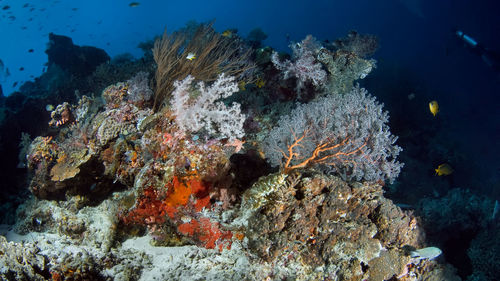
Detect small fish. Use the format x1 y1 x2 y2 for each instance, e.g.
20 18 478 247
435 163 453 176
2 5 10 10
19 67 24 71
429 100 439 116
13 81 18 87
222 29 234 38
410 247 442 260
255 77 265 88
186 52 196 61
129 2 140 7
238 80 246 91
45 104 54 111
71 8 78 11
23 3 29 8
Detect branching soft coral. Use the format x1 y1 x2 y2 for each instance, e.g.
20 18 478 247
152 21 254 111
170 73 246 140
262 85 403 183
271 35 327 92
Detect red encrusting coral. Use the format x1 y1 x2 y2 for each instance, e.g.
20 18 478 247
120 185 175 225
121 174 232 250
178 217 232 251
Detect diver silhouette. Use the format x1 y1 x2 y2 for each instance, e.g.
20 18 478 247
455 29 500 72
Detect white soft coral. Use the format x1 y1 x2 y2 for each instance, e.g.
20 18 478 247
171 73 245 140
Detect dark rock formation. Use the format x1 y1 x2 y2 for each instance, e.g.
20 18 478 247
46 33 110 77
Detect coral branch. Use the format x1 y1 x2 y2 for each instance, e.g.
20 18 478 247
282 127 367 173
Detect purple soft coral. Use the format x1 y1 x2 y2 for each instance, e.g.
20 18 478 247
271 35 327 92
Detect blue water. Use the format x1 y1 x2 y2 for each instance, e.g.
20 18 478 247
1 0 499 278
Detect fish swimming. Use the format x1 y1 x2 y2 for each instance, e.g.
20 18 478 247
238 80 246 91
429 100 439 116
129 2 140 7
186 53 196 61
435 163 453 176
410 247 442 260
222 29 236 38
255 77 265 88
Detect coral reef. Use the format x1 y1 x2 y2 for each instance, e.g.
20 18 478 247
271 35 327 93
0 32 152 216
170 73 246 140
2 170 458 281
332 30 379 58
271 34 376 97
317 47 376 95
416 188 498 279
26 72 153 199
0 236 49 281
152 21 255 110
262 85 403 183
467 223 500 281
2 25 465 281
239 171 434 280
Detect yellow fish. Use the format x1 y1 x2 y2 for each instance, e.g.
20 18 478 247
429 100 439 117
238 80 246 91
255 77 265 88
435 163 453 176
222 30 233 38
186 53 196 61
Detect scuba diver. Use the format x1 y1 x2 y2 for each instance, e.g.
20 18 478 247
454 29 500 72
